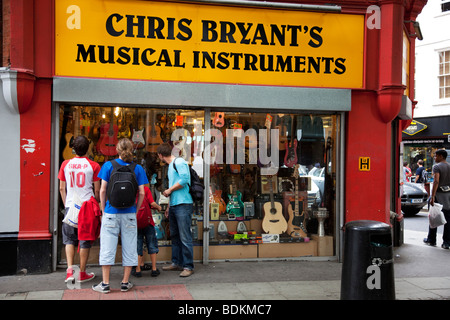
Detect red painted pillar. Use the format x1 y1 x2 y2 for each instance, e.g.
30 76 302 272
345 0 405 224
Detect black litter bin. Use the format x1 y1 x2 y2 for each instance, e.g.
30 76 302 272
340 220 395 300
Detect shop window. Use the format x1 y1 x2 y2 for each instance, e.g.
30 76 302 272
439 50 450 99
58 105 338 263
208 112 338 259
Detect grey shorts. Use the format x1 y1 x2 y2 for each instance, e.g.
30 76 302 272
62 208 92 249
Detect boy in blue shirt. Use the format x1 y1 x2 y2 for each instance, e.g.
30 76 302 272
92 138 148 293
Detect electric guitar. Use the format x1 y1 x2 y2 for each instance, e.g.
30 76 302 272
146 110 163 153
132 128 145 149
209 186 226 215
287 164 307 238
226 176 244 220
262 175 287 234
97 107 118 156
152 212 165 240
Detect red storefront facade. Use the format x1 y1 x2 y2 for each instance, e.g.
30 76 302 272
0 0 427 275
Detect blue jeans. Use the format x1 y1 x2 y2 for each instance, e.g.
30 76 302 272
169 203 194 270
137 225 159 255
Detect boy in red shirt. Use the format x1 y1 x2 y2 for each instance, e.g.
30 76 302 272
133 186 162 277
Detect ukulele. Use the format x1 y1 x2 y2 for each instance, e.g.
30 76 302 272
97 107 118 156
213 112 225 127
262 175 287 234
284 116 298 167
287 164 308 238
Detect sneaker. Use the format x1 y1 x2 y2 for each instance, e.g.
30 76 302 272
65 269 74 283
179 269 194 277
151 269 160 277
92 282 110 294
78 271 95 283
423 238 436 246
442 243 450 249
162 265 183 271
121 282 133 292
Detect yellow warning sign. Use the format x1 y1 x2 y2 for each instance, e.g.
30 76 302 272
359 157 370 171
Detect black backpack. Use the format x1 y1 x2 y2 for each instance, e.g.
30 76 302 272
106 160 138 208
173 158 204 202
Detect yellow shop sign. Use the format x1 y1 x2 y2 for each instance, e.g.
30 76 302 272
55 0 364 88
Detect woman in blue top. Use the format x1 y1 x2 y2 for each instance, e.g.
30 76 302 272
157 143 194 277
93 138 148 294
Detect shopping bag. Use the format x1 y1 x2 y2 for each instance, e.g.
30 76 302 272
429 203 446 229
63 192 82 228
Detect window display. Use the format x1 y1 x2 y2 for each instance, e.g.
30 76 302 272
58 105 338 264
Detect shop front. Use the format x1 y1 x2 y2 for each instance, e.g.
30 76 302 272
51 0 361 265
0 0 427 275
402 116 450 180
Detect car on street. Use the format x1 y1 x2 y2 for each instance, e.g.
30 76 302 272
401 182 428 216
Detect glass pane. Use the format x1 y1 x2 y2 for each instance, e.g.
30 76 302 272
445 51 450 63
445 86 450 98
208 111 337 257
58 105 206 264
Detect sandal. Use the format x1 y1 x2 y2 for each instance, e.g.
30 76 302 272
141 264 153 271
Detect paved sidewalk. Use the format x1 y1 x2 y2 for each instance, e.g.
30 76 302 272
1 228 449 300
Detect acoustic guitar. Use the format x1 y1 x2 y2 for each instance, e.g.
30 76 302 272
146 110 163 153
97 107 118 156
262 175 287 234
284 116 298 167
62 132 75 160
276 115 288 151
62 108 80 160
287 164 307 238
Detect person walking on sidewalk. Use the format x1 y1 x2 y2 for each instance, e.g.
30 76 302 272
92 138 148 293
58 135 100 283
424 149 450 249
157 143 194 277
